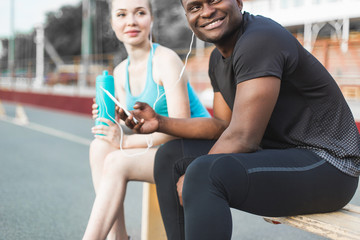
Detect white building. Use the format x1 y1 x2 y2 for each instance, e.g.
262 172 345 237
243 0 360 52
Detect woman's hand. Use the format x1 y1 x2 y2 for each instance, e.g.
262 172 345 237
94 98 120 122
92 98 99 119
92 118 122 149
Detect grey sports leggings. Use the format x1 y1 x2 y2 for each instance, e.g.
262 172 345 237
154 139 358 240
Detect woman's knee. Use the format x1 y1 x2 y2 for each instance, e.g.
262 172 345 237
89 139 114 164
90 138 110 152
89 139 102 168
102 151 130 180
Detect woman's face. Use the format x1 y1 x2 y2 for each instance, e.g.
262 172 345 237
110 0 152 46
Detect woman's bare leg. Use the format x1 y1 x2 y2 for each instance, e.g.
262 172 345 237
83 148 157 240
89 138 117 191
89 138 125 240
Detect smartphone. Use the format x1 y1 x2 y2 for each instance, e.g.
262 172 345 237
100 86 139 124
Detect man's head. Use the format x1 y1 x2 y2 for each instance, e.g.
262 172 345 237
180 0 243 44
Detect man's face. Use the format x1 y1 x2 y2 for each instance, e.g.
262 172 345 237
182 0 243 43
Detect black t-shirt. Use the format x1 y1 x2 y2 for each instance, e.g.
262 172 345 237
209 12 360 177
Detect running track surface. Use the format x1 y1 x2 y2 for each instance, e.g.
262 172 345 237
0 101 359 240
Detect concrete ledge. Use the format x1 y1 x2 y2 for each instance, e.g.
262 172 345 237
1 89 359 133
0 89 93 116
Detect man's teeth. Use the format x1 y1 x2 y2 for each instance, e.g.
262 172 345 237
208 20 220 27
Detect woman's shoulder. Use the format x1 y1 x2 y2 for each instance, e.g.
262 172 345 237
113 60 127 76
113 59 127 87
153 44 182 64
152 44 184 84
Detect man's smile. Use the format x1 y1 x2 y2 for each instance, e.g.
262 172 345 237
200 17 225 30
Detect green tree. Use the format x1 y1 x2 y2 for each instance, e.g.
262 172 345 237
45 4 83 57
153 0 193 51
0 33 36 76
0 0 196 75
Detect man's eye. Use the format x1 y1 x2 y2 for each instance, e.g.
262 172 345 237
189 5 200 12
210 0 221 4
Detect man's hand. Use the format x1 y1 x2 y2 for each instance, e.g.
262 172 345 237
177 175 185 206
130 102 160 134
116 105 139 129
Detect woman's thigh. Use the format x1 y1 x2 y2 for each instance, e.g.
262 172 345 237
104 147 158 183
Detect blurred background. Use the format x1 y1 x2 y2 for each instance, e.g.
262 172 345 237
1 0 360 105
0 0 360 239
0 0 201 97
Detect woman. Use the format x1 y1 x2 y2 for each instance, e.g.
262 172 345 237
82 0 209 239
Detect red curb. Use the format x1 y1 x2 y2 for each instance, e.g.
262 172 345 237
0 89 93 116
1 89 359 133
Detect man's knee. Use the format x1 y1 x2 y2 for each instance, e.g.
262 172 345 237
154 139 183 183
185 155 212 179
183 155 249 206
208 155 248 204
182 155 212 203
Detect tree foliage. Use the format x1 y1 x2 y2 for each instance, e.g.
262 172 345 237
44 0 193 56
0 0 193 72
152 0 193 50
45 4 83 57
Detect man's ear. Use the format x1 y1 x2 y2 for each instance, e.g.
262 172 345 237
236 0 243 11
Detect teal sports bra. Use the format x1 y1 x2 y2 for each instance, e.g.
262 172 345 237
125 43 210 118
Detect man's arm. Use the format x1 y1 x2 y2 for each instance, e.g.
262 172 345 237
209 76 281 154
131 92 231 139
176 76 279 206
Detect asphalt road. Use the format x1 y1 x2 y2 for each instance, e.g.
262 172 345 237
0 101 359 240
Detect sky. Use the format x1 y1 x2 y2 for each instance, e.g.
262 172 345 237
0 0 81 38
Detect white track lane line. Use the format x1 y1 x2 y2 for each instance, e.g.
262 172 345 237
0 116 91 146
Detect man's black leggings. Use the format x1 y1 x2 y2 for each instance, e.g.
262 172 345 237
154 139 359 240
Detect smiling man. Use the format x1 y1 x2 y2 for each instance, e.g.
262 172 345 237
124 0 360 239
